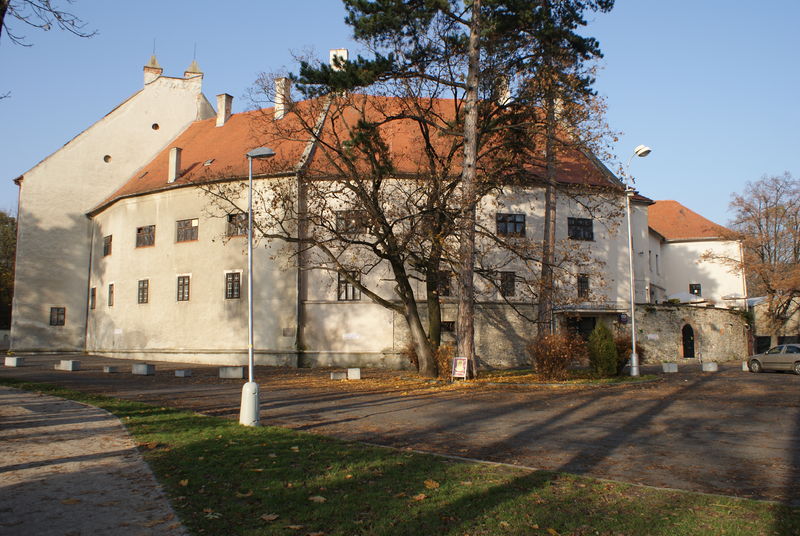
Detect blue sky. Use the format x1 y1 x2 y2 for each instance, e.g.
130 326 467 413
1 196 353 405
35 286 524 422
1 0 797 225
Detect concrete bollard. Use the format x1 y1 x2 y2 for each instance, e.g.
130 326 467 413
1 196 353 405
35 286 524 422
55 360 80 371
741 361 749 371
4 357 24 367
239 381 260 427
103 365 119 373
347 368 362 380
132 363 155 376
175 369 192 378
702 362 719 372
661 362 678 373
219 366 245 379
330 371 347 380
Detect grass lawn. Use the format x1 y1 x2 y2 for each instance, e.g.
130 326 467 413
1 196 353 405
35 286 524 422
3 378 798 536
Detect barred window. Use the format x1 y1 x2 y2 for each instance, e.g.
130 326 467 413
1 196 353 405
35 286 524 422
176 219 199 242
689 283 702 296
496 213 525 237
337 271 361 301
499 271 516 297
568 217 594 241
225 272 241 299
49 307 65 326
335 210 368 235
177 276 191 302
103 235 112 256
108 284 114 307
136 225 155 247
577 274 590 299
89 287 96 310
227 213 247 236
138 279 149 304
441 321 455 333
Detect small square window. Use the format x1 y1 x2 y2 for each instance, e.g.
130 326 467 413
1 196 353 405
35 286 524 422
176 219 199 242
689 283 702 296
108 284 114 307
103 235 112 256
49 307 65 326
440 321 455 333
335 210 368 235
225 272 241 299
227 213 247 237
577 274 590 298
496 213 525 237
499 271 516 297
568 218 594 241
337 271 361 301
177 276 191 302
89 287 96 310
138 279 149 304
136 225 155 247
437 271 452 297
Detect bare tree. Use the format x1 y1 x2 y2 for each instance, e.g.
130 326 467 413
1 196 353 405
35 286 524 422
1 0 95 46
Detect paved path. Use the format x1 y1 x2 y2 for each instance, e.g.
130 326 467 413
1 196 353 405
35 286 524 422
0 386 187 536
2 355 800 507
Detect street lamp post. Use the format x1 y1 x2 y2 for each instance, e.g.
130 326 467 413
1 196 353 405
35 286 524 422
240 146 275 427
625 144 651 377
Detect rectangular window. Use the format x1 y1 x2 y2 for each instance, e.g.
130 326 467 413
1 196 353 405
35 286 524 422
103 235 112 256
138 279 149 304
176 218 199 242
337 271 361 301
496 213 525 237
577 274 590 298
108 284 114 307
136 225 155 247
568 217 594 241
689 283 702 296
656 254 660 275
49 307 65 326
437 271 452 297
441 321 455 333
335 210 368 235
89 287 96 310
177 276 191 302
499 271 516 297
227 213 247 236
225 272 241 299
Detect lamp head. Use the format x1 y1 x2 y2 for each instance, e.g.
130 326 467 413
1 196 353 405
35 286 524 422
246 147 275 159
633 144 651 158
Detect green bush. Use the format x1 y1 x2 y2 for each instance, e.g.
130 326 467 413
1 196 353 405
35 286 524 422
588 322 618 377
527 331 587 381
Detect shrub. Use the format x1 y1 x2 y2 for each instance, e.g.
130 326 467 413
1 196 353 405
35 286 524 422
614 334 646 375
527 331 587 381
401 342 456 379
588 322 618 377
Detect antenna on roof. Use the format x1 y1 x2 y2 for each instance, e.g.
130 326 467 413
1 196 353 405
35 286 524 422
193 42 197 61
152 38 156 56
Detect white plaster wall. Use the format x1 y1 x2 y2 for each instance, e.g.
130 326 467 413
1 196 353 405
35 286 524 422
660 240 746 307
86 187 297 364
646 231 666 302
11 73 215 352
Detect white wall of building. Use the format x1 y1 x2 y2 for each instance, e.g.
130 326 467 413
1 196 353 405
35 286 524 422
660 239 746 307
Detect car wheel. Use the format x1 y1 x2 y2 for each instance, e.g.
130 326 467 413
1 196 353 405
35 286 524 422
794 362 800 376
749 359 763 373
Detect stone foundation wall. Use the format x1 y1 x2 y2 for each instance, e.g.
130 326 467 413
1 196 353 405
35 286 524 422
635 304 748 363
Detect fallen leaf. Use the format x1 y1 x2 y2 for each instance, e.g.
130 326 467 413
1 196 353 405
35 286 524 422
60 498 81 505
291 446 300 452
287 525 305 530
500 521 510 528
424 479 440 489
308 495 327 503
461 481 473 486
251 468 264 472
307 532 325 536
411 493 427 501
345 474 353 479
546 529 560 536
268 453 277 458
179 479 189 487
260 513 279 522
236 490 253 498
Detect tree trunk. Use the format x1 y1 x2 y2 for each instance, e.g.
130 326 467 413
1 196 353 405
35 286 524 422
456 0 481 378
0 1 8 42
390 259 437 377
537 92 558 337
426 267 442 349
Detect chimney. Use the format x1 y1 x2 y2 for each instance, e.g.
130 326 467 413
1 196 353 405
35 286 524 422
329 48 349 71
168 147 182 183
143 55 163 85
216 94 233 127
275 77 291 120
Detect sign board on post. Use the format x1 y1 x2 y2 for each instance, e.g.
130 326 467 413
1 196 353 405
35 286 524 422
451 356 469 380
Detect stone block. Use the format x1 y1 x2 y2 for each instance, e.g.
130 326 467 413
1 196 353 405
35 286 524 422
55 360 80 371
219 366 245 379
347 368 362 380
661 362 678 373
4 356 24 367
330 371 347 380
741 361 749 371
702 361 719 372
103 365 119 373
132 363 155 376
175 369 192 378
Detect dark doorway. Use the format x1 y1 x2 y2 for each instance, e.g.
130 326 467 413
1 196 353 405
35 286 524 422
682 324 695 358
566 316 597 340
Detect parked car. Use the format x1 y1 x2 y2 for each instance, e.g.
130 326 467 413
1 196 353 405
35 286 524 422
748 344 800 374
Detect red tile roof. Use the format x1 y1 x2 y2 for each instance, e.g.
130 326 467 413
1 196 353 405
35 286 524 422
648 200 730 240
91 94 623 214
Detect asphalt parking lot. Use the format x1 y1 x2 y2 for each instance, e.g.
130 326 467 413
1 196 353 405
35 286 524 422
2 354 799 505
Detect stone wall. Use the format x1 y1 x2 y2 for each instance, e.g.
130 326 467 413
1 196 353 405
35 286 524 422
635 304 748 363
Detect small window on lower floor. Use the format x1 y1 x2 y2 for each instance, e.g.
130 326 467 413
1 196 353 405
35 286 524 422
49 307 65 326
108 284 114 307
337 271 361 301
177 276 190 302
138 279 149 304
89 287 96 310
499 271 516 297
440 321 455 333
577 274 590 299
225 272 241 299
